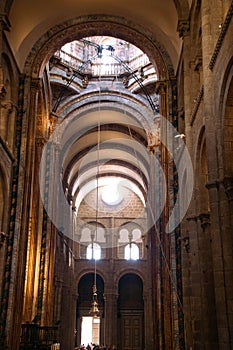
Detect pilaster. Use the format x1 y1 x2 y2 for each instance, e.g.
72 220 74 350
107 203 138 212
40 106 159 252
197 213 218 349
201 0 233 345
185 215 202 349
104 290 118 346
206 179 232 347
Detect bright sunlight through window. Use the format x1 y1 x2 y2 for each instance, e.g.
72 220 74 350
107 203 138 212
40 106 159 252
86 243 101 260
124 243 139 260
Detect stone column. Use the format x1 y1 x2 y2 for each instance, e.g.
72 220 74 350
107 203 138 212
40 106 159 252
201 0 233 346
197 213 218 349
222 177 233 345
0 15 15 152
23 137 46 324
155 80 173 349
176 21 193 350
53 279 63 325
143 289 154 350
60 280 77 350
7 77 42 350
0 15 10 95
111 217 118 259
206 180 231 348
186 216 202 349
104 289 118 347
147 153 160 349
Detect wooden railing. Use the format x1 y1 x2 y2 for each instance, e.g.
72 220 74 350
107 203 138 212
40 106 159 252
20 323 60 349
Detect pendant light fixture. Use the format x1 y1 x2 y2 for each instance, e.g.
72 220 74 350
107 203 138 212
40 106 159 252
89 94 101 318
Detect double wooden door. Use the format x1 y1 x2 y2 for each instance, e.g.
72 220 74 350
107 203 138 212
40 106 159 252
121 314 143 350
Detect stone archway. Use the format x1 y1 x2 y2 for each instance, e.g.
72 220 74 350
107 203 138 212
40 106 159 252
17 13 181 350
117 274 144 350
24 15 173 80
77 273 105 348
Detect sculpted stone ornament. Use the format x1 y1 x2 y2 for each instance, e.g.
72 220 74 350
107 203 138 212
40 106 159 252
223 177 233 201
198 213 210 230
0 232 7 246
82 75 89 88
0 85 6 100
177 19 190 38
147 116 161 154
147 129 161 154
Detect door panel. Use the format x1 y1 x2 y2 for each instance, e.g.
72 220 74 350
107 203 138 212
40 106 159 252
122 315 142 350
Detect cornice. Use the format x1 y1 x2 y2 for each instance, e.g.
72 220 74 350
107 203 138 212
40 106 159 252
209 2 233 70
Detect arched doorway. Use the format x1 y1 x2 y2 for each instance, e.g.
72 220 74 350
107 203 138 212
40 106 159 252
77 273 105 347
117 274 144 350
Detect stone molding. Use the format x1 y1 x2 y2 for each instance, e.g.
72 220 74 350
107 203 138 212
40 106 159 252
24 14 174 79
205 180 220 190
209 2 233 70
186 215 198 222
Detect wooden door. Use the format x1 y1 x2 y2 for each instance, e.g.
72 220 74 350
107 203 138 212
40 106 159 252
121 315 142 350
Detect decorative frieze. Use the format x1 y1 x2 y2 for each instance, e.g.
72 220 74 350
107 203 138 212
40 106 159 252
209 2 233 70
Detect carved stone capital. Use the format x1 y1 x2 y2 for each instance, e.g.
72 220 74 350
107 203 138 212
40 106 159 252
82 75 89 88
147 128 161 154
122 75 129 87
30 78 42 92
206 180 219 190
155 81 166 95
0 85 7 100
0 232 7 246
177 19 190 38
194 56 203 72
179 236 190 253
198 213 210 230
223 176 233 201
35 137 47 148
186 215 198 222
0 100 16 113
0 14 11 32
49 112 59 133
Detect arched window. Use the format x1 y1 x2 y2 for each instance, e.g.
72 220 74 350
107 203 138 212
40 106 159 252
124 243 139 260
86 243 101 260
